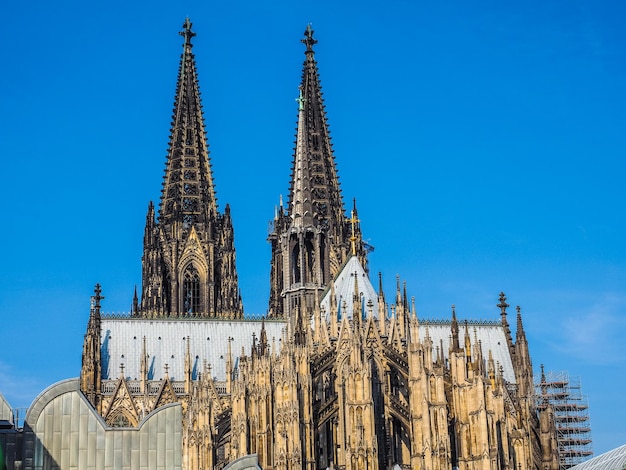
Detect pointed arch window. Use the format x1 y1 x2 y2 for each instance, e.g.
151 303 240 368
183 265 201 315
304 233 315 284
291 241 301 284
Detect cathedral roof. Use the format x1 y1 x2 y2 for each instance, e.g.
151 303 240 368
100 318 285 382
320 255 379 322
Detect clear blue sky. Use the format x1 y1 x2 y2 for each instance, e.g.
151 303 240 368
1 0 625 456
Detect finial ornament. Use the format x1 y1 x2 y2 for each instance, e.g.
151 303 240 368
302 23 317 52
497 292 509 315
180 18 196 47
91 283 105 316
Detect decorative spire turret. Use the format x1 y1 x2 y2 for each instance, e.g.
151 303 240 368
451 304 460 351
139 19 242 319
464 320 472 364
514 305 534 398
395 275 402 306
402 281 408 312
516 305 526 341
377 272 387 334
498 292 515 353
349 203 360 256
488 350 496 389
132 286 138 315
80 284 104 410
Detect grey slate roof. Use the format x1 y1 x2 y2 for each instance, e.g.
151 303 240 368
320 256 379 322
101 319 286 382
101 317 515 384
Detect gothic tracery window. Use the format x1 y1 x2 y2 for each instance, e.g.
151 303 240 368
183 265 201 315
109 412 131 428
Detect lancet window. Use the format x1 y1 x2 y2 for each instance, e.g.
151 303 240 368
292 241 301 284
183 265 201 315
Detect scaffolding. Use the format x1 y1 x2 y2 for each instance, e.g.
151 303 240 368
536 369 593 469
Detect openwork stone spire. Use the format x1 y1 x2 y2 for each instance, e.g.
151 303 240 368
268 26 369 322
159 17 217 228
139 19 242 319
287 24 345 236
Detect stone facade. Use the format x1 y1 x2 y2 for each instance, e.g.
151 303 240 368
2 19 561 470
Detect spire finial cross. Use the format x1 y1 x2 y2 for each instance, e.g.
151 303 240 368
91 283 105 316
302 23 317 53
497 292 509 315
180 18 196 47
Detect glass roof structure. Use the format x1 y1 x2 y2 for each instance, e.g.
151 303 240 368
569 444 626 470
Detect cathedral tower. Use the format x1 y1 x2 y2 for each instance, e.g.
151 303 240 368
268 25 368 322
139 19 242 318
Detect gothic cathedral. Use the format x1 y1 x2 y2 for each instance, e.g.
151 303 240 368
76 19 560 470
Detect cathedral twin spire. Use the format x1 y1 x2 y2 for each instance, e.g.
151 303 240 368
137 20 367 322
